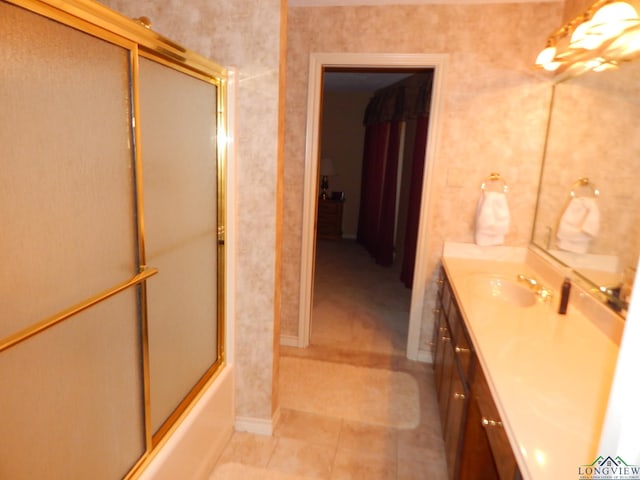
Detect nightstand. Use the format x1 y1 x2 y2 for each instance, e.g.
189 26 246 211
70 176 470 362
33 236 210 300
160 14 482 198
317 198 344 240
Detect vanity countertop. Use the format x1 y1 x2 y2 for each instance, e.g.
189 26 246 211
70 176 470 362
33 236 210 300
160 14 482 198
442 255 620 480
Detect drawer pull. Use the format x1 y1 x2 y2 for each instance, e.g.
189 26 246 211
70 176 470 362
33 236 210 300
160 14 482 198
454 392 466 400
437 279 444 285
455 346 470 354
481 417 503 428
432 308 441 314
441 336 451 342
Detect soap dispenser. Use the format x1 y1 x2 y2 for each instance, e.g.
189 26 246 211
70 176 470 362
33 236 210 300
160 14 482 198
558 277 571 315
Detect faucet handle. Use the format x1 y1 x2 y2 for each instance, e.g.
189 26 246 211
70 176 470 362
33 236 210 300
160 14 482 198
538 286 553 302
517 274 538 288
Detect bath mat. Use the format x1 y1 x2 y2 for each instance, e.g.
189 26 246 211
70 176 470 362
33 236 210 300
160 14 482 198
279 357 420 429
210 463 314 480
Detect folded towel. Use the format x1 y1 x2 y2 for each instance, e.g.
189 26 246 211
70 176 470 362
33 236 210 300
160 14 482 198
556 197 600 254
474 191 510 246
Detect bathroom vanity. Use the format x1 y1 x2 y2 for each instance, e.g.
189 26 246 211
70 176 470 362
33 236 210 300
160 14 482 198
432 246 622 480
433 265 520 480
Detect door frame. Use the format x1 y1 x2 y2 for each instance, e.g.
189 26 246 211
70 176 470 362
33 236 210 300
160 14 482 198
297 52 447 361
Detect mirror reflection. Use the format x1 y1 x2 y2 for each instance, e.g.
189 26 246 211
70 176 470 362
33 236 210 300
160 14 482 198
532 59 640 316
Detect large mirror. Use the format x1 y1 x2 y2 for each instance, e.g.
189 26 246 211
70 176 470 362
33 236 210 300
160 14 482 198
532 59 640 316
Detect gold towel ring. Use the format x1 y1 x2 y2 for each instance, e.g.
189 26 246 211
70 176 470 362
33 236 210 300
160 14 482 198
481 172 509 193
570 177 599 198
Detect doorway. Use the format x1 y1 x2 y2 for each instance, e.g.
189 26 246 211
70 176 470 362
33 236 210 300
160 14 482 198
313 69 428 355
297 53 447 361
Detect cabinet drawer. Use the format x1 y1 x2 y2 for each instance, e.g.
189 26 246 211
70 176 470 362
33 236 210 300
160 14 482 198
318 201 340 215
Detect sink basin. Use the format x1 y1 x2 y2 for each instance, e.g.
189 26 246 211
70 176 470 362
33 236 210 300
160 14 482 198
467 274 537 307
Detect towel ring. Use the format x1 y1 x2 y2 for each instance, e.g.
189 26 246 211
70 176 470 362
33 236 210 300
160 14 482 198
570 177 599 198
481 172 508 193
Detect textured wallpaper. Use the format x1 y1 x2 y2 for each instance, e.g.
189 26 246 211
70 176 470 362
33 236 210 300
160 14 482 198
282 3 562 351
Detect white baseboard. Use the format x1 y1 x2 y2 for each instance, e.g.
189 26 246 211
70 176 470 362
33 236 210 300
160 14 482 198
280 334 299 347
235 407 280 436
417 349 433 364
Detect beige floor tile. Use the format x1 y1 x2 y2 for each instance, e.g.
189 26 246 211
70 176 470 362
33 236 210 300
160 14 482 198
337 421 398 457
267 437 336 479
210 462 318 480
215 431 278 468
397 437 447 480
397 456 448 480
275 409 343 446
331 448 397 480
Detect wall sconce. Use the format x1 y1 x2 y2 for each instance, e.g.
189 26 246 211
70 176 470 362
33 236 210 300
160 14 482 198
319 157 337 200
535 0 640 76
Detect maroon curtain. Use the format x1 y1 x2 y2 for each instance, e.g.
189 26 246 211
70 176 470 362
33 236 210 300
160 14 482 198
400 114 430 288
357 85 406 265
357 74 433 281
357 122 389 256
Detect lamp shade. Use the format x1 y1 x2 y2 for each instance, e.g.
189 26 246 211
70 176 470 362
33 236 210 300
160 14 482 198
320 157 337 176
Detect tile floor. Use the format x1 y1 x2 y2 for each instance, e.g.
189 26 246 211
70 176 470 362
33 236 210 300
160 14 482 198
210 240 448 479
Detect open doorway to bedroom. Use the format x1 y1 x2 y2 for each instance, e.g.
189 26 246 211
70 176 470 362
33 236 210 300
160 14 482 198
297 53 447 361
312 68 433 356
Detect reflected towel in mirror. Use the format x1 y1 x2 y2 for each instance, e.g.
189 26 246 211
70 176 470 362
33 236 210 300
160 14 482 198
556 197 601 254
474 191 510 246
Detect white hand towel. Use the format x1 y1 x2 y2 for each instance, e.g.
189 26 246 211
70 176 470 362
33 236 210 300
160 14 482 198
474 191 510 246
556 197 601 254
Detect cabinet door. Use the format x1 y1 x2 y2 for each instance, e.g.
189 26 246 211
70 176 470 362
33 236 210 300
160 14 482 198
432 300 445 374
459 366 521 480
431 304 443 370
436 322 453 431
459 393 499 480
474 369 521 480
444 361 469 480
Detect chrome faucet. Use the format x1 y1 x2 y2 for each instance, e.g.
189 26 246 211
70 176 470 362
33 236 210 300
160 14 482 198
517 274 553 302
598 286 628 313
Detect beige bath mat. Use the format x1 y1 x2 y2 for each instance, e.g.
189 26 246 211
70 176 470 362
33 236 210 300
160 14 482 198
279 357 420 429
210 462 314 480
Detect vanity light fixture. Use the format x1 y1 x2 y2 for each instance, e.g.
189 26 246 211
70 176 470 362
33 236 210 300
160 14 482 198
535 0 640 76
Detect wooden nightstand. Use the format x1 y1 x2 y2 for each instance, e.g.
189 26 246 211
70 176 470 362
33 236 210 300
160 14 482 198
317 198 344 240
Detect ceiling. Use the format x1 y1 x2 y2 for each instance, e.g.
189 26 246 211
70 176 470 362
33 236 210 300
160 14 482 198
290 0 550 5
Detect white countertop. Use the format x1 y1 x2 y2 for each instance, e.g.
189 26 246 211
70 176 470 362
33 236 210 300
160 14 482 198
442 255 621 480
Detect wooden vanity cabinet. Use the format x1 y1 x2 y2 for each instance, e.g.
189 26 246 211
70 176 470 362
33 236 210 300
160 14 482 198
433 266 521 480
433 269 474 480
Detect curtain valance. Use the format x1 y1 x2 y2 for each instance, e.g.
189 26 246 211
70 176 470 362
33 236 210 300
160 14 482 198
363 73 433 126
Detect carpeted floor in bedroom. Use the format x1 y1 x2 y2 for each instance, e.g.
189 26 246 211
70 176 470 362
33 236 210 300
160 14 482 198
210 239 448 480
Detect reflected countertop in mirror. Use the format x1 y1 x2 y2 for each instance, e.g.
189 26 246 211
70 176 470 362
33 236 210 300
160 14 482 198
532 59 640 316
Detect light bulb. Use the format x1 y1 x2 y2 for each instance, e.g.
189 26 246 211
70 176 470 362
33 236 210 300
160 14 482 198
590 1 639 38
571 21 604 49
536 45 557 65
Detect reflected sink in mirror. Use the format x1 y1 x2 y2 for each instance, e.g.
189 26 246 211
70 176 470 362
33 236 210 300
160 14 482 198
467 274 537 307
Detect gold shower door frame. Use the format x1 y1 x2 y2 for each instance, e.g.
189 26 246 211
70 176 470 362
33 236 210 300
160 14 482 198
1 0 227 476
